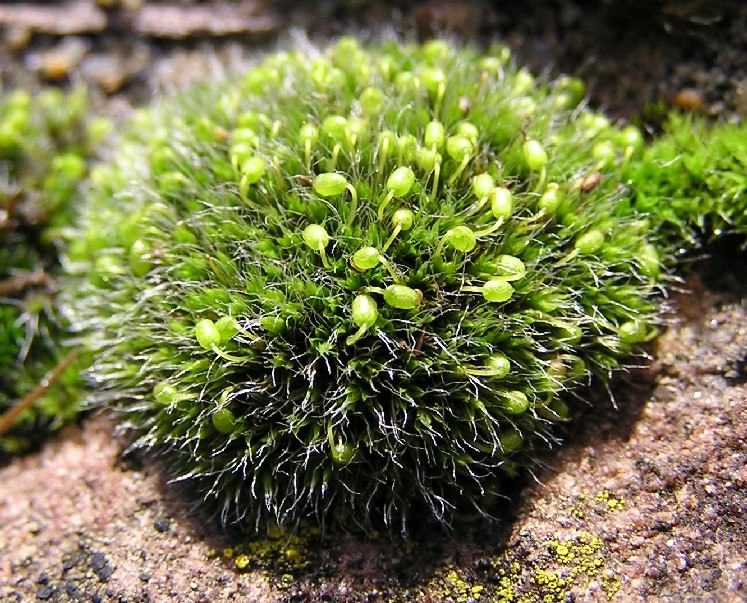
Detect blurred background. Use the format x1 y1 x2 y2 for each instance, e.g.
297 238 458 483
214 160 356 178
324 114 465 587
1 0 745 121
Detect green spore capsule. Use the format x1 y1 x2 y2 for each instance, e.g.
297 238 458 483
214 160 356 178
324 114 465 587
425 120 445 150
359 87 385 115
575 229 605 255
499 429 523 453
322 115 349 143
493 255 526 281
153 381 178 405
212 408 237 434
383 284 422 310
351 246 380 271
457 122 479 143
303 224 331 267
490 187 513 220
482 278 514 303
523 139 548 171
346 293 379 345
195 319 222 350
387 166 415 197
128 239 152 276
383 208 415 251
502 390 529 415
472 173 495 199
538 183 562 213
378 166 415 220
70 40 664 533
443 225 477 253
314 172 348 197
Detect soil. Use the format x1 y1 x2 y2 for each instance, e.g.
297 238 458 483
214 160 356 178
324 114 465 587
0 2 745 602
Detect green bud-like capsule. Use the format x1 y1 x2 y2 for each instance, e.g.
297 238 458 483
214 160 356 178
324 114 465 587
397 134 418 163
486 353 511 378
351 247 380 271
425 120 445 150
416 146 439 171
490 187 513 219
395 71 420 93
359 87 385 114
620 125 643 152
423 39 450 63
446 135 472 161
445 225 477 252
473 173 495 198
230 142 255 168
212 408 236 434
538 183 562 213
421 68 446 95
303 224 330 251
347 294 379 346
322 115 349 143
232 128 259 146
513 68 534 94
500 429 523 453
351 294 378 327
575 229 605 254
482 278 514 303
387 166 416 197
618 320 648 344
298 123 319 146
494 255 526 281
592 140 616 167
240 157 266 184
383 284 423 310
129 239 152 276
195 318 221 350
638 243 660 279
392 208 414 230
313 172 348 197
348 117 368 142
153 381 178 405
523 139 548 171
502 390 529 415
457 121 479 143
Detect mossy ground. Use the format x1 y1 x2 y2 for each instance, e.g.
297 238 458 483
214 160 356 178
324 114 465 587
0 87 104 455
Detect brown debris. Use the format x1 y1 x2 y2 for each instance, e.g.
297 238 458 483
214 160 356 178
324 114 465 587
674 87 706 112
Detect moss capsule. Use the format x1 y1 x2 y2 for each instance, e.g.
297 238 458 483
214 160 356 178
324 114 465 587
425 121 445 150
523 139 548 171
444 225 477 253
502 390 529 415
212 408 237 434
575 229 605 255
195 318 222 350
482 278 514 302
351 247 380 271
500 429 523 453
383 284 422 310
490 187 513 220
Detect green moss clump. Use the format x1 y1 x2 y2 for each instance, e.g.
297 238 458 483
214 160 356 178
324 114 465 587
625 114 747 246
69 39 662 531
0 87 102 455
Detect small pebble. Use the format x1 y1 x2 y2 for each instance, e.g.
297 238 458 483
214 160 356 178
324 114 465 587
153 517 171 533
36 585 55 601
